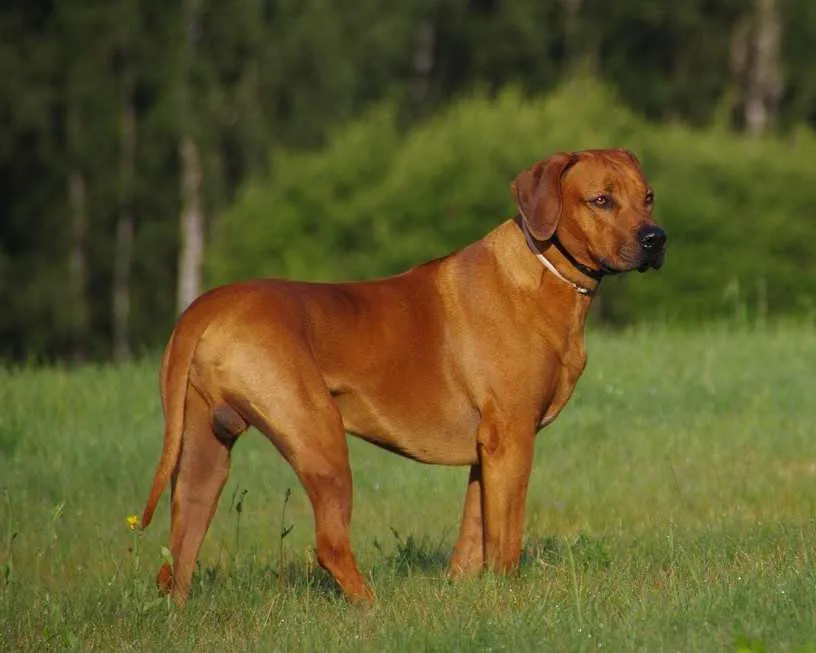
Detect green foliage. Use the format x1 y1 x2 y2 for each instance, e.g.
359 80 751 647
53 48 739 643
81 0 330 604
210 80 816 323
209 80 635 283
3 1 816 359
625 125 816 323
2 326 816 649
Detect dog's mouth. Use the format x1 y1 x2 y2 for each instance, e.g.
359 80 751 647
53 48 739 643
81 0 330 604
595 237 667 276
637 249 666 273
599 260 623 276
600 249 665 275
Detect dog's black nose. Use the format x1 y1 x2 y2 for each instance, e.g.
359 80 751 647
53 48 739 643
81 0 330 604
638 226 667 251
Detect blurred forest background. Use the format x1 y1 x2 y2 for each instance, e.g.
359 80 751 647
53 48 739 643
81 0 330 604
1 0 815 363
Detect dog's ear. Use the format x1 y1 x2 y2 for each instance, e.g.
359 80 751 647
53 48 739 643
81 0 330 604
511 152 577 241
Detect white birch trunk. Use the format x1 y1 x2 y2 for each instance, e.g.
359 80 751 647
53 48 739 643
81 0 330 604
177 134 205 312
176 0 205 313
411 16 435 111
745 0 782 136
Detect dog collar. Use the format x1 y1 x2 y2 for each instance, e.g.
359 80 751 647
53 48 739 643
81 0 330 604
549 233 605 281
519 220 598 297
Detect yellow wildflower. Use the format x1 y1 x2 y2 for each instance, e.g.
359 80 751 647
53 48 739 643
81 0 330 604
127 514 140 531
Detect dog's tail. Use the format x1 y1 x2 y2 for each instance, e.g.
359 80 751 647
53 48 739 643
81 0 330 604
141 318 199 529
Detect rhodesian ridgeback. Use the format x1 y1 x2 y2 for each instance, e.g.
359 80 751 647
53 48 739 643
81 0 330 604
141 148 666 604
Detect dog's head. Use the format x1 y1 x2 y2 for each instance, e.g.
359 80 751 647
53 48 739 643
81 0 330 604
512 149 666 274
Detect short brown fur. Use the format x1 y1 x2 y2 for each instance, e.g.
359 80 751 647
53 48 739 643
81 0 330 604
141 149 666 604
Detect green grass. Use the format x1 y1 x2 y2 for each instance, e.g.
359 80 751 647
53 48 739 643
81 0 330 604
1 324 815 651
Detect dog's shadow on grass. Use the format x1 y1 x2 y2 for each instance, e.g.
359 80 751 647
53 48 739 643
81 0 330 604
191 531 610 601
369 531 611 575
191 559 342 601
190 529 452 602
371 528 451 575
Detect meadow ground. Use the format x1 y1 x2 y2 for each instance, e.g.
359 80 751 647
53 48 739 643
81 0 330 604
1 324 815 651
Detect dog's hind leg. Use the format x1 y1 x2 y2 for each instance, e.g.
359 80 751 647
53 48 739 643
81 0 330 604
237 365 374 603
296 419 373 603
160 385 234 605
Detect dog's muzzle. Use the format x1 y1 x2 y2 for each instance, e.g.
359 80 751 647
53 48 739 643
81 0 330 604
636 225 667 271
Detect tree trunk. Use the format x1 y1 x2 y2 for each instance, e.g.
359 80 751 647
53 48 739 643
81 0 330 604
65 86 90 362
411 15 436 114
728 14 751 129
68 166 89 361
745 0 782 136
561 0 583 71
113 77 136 361
113 5 136 361
242 0 266 176
177 134 205 312
177 0 205 314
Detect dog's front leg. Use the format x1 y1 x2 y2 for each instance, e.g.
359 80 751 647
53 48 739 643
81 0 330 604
449 465 484 578
476 410 535 573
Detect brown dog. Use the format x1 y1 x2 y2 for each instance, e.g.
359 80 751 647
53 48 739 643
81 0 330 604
141 148 666 604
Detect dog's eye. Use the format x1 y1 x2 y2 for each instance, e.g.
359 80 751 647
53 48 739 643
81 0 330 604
591 194 613 209
645 191 654 208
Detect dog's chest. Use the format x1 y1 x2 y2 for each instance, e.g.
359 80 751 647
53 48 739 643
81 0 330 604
536 343 587 429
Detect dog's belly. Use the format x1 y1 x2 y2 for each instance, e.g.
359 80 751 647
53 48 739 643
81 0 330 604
333 390 479 466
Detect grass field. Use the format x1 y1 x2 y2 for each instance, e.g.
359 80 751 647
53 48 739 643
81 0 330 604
1 324 815 651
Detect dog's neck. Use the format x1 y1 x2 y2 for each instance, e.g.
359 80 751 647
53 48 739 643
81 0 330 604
517 218 600 297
